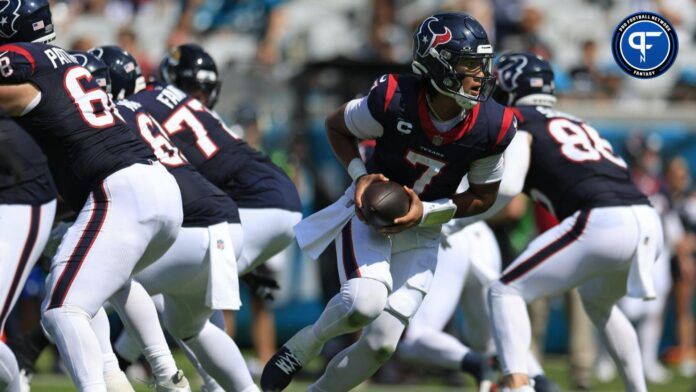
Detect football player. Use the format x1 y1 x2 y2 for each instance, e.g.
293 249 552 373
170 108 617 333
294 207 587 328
262 12 516 391
0 1 187 390
0 111 56 391
485 52 661 392
78 48 260 392
131 43 303 278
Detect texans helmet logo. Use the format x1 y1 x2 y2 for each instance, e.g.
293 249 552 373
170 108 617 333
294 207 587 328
497 54 528 91
416 16 452 57
0 0 20 39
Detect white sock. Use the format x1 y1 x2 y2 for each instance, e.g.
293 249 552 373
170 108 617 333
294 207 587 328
42 306 107 391
488 282 532 375
0 342 20 392
639 302 665 369
310 311 404 392
399 327 469 370
114 330 141 364
90 308 122 375
182 322 255 392
588 305 647 392
109 281 177 382
526 351 544 377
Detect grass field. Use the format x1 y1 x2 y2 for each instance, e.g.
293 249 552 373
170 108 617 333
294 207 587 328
28 350 695 391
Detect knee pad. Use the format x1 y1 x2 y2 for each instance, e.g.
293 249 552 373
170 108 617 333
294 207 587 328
343 278 389 328
164 314 207 341
41 305 92 344
161 300 211 340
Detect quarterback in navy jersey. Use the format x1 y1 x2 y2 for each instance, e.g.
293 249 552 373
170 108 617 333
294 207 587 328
262 13 514 392
475 53 660 392
0 111 56 391
0 1 186 391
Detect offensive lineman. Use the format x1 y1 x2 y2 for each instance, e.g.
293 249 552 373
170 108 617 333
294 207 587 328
487 53 661 392
262 12 516 391
130 43 303 278
0 111 56 391
0 1 185 390
80 47 260 392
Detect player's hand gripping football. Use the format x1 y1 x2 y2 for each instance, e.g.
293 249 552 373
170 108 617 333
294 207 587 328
354 173 389 222
378 186 423 235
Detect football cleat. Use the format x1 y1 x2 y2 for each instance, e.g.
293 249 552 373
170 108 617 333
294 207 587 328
154 370 191 392
532 375 562 392
261 326 323 391
260 347 303 391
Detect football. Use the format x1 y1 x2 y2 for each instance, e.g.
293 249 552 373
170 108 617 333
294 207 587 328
360 181 410 229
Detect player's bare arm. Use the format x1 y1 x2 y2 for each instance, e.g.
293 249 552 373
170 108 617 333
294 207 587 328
326 103 388 221
452 181 500 217
0 84 40 116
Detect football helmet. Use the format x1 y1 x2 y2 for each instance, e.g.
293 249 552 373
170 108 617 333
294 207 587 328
494 52 556 107
159 43 221 109
69 51 112 95
412 12 496 109
89 45 145 100
0 0 54 44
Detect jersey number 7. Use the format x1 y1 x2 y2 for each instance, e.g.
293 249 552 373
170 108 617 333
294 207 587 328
162 99 219 159
405 150 446 194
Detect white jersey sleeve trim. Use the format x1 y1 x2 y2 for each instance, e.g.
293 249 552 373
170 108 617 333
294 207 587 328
468 153 504 184
344 97 384 139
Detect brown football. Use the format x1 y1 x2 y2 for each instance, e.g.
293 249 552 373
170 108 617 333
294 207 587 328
360 181 410 229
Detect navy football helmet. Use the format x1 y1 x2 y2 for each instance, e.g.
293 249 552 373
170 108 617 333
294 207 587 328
494 52 556 107
0 0 54 44
69 51 112 95
89 45 144 100
159 43 221 109
412 13 496 109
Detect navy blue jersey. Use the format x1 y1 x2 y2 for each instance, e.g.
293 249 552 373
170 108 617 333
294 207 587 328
116 98 240 227
0 43 153 211
364 74 516 201
129 83 301 212
0 111 56 205
512 105 649 220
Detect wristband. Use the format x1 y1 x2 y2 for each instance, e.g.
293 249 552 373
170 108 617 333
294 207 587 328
347 158 368 182
419 198 457 226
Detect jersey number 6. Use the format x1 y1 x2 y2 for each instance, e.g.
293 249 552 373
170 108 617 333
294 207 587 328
64 66 116 128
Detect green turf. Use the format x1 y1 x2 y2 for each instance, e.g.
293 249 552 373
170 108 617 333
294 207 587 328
29 350 695 391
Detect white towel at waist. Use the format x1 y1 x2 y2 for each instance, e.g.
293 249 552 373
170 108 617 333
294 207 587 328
206 222 241 310
626 205 661 301
295 184 356 260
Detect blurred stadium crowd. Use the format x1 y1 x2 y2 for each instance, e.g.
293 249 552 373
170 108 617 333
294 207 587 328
8 0 696 389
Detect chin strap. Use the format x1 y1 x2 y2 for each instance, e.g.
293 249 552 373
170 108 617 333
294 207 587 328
514 94 556 107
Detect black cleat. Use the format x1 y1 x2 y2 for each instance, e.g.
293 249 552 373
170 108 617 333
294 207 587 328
461 352 497 391
261 347 304 391
533 375 562 392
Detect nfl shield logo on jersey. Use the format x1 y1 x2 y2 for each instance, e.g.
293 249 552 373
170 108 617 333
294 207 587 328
217 239 225 250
